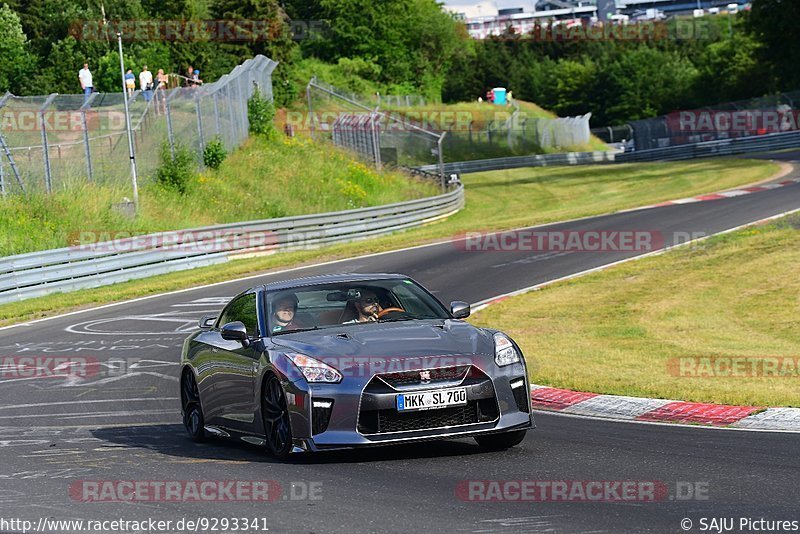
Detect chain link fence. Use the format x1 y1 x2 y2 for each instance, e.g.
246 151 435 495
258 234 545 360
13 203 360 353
0 55 277 196
441 105 593 162
305 78 595 184
628 90 800 152
306 78 447 184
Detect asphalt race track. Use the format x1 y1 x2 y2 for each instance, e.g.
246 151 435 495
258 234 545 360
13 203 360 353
1 161 799 533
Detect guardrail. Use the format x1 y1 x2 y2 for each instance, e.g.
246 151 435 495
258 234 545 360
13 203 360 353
616 130 800 163
416 150 617 175
0 185 464 304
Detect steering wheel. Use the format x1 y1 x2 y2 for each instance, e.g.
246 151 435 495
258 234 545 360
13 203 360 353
376 307 406 319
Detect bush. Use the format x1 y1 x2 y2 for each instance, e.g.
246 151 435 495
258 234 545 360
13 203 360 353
155 141 195 194
203 137 227 170
248 90 277 138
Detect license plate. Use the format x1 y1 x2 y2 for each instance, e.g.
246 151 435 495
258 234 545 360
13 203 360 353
396 387 467 412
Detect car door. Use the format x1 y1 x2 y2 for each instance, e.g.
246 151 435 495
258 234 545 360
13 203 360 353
202 292 261 430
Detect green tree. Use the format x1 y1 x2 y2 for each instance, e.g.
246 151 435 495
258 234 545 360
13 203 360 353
693 32 767 103
310 0 463 98
0 3 30 94
597 47 698 124
746 0 800 91
545 59 597 117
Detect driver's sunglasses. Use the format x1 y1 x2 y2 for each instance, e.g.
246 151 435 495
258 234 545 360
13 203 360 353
359 297 378 304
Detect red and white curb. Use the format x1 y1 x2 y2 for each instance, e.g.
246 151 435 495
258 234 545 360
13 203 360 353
530 385 800 432
624 177 800 212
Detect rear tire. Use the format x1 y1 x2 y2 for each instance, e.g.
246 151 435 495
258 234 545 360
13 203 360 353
262 374 293 460
475 429 526 451
181 371 206 443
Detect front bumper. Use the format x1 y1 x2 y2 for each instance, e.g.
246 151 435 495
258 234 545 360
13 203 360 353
281 359 534 451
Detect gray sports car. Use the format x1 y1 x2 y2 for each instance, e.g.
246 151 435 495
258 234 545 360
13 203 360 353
180 273 534 458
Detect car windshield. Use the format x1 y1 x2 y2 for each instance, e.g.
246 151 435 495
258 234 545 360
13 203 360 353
266 279 450 335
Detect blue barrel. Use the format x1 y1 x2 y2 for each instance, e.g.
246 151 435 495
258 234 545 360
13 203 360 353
493 87 507 105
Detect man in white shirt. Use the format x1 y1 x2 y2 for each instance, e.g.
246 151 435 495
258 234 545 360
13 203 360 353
139 66 154 102
78 63 93 103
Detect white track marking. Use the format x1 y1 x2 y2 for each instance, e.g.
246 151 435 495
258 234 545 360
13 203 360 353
0 398 177 410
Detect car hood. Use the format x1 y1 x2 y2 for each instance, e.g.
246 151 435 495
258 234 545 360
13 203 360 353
271 320 495 369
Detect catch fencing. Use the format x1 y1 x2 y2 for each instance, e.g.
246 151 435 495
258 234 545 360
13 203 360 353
628 90 800 152
305 78 594 180
442 105 593 161
0 55 277 195
306 77 447 184
616 129 800 163
0 184 464 304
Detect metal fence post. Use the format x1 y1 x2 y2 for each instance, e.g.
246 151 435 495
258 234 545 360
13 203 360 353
195 93 205 161
164 90 176 160
437 132 446 190
0 155 5 196
371 110 382 171
39 93 57 193
240 76 249 138
0 133 23 193
212 91 221 136
0 95 24 193
80 92 98 182
306 79 315 139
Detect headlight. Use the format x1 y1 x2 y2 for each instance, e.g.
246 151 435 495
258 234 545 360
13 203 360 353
494 333 520 367
286 353 343 383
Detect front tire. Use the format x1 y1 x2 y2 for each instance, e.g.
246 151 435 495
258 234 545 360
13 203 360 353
262 374 293 460
181 371 206 443
475 429 526 451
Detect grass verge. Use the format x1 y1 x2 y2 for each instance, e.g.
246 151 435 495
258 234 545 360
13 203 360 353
0 136 437 256
0 157 780 327
470 214 800 407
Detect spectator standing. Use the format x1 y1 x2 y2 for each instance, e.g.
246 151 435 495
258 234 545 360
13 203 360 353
184 66 194 88
155 68 168 115
192 69 203 86
139 65 153 103
124 68 135 97
78 63 93 103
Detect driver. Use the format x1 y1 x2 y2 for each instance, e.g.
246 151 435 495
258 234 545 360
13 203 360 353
344 289 383 323
270 293 303 333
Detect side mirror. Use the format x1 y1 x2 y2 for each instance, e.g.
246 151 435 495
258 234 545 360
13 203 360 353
198 314 217 329
450 301 470 319
221 321 250 346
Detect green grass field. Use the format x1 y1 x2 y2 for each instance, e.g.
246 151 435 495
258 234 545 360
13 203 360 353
0 156 779 326
469 213 800 407
0 136 437 256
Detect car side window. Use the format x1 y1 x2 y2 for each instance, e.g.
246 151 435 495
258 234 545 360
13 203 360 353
217 293 259 337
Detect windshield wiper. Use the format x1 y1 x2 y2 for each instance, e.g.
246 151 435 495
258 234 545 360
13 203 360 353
378 314 435 323
271 326 322 336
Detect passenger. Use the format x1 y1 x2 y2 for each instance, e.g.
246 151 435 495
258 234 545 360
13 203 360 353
270 293 303 333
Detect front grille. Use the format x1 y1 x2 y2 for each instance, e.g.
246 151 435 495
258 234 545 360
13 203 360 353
379 365 469 388
378 402 479 433
358 398 499 434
